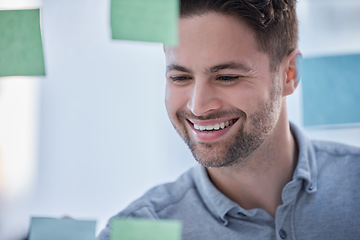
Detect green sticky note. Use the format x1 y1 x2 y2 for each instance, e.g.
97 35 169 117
300 54 360 127
111 218 182 240
0 9 46 77
28 217 96 240
111 0 179 46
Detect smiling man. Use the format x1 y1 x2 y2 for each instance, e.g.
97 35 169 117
99 1 360 239
164 11 298 218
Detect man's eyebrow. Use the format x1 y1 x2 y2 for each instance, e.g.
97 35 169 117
209 62 253 73
166 64 192 74
166 62 253 74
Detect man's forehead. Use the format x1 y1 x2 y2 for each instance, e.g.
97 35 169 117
164 44 258 74
163 13 270 74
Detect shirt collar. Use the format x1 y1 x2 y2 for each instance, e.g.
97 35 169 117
290 122 318 193
193 165 237 225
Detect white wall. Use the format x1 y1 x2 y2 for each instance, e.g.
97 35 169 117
32 0 194 237
0 0 359 239
0 77 40 240
32 0 194 236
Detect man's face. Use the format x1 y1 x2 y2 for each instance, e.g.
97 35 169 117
164 13 284 168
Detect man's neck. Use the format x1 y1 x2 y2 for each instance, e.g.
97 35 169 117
206 120 298 217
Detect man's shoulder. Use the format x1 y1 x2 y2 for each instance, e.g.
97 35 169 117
291 122 360 160
310 139 360 178
117 166 200 219
311 139 360 159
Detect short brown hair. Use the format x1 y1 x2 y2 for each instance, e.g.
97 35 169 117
180 0 298 69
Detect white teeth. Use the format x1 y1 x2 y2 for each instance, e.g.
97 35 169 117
193 120 236 131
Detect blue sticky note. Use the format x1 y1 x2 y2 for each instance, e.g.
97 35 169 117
29 217 96 240
110 218 182 240
111 0 179 45
300 53 360 127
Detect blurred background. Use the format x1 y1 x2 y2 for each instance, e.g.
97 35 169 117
0 0 359 239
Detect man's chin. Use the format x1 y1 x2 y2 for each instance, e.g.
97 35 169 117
190 150 234 168
195 158 236 168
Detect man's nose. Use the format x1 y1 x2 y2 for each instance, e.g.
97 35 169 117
186 80 222 116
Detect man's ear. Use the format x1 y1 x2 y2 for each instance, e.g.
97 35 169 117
282 49 302 96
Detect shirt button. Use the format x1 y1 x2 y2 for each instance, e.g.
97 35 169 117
279 229 287 239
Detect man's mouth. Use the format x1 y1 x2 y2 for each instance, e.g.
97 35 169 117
189 118 239 132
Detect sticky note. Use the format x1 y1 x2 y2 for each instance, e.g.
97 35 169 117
300 53 360 127
28 217 96 240
110 0 179 45
111 218 182 240
0 9 45 77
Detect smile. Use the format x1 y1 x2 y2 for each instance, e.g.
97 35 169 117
192 119 238 132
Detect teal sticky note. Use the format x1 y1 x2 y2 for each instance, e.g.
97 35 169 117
28 217 96 240
111 0 179 45
0 9 46 77
110 218 182 240
300 53 360 127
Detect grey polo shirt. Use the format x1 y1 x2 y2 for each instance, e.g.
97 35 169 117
98 124 360 240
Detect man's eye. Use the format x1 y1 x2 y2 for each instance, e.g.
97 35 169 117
170 76 192 82
216 75 239 82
